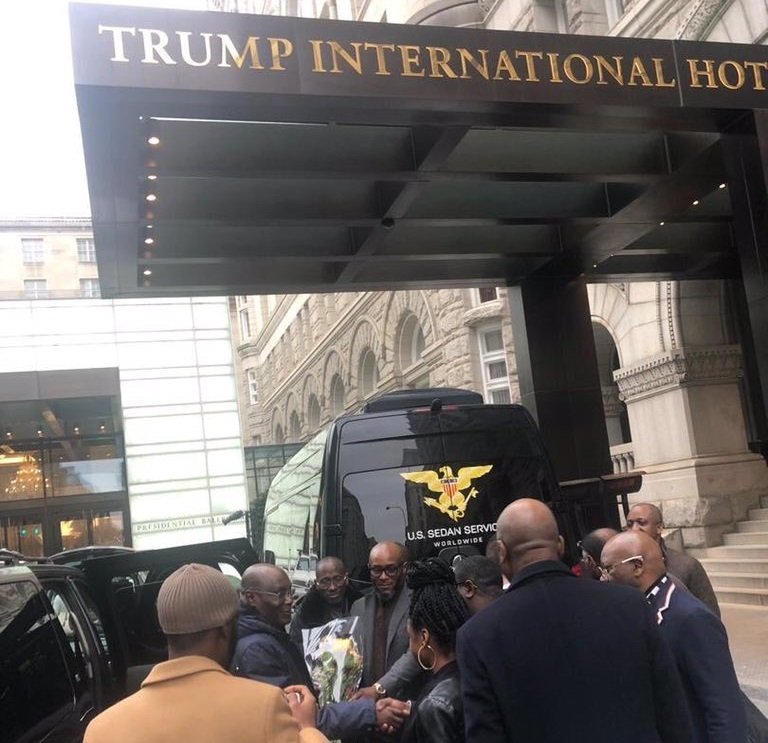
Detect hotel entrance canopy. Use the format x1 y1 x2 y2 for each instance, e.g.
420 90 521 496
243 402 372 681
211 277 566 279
69 3 768 299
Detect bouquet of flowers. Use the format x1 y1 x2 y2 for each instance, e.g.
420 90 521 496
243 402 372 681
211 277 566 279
302 616 364 705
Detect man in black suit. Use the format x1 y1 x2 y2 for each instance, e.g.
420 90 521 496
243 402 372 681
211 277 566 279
456 498 694 743
601 530 747 743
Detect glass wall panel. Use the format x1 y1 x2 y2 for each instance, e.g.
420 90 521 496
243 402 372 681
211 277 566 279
206 449 245 477
199 376 236 403
45 438 124 497
59 516 89 550
127 451 208 484
195 340 233 365
120 378 200 407
118 341 198 369
124 415 204 446
92 510 124 546
203 412 241 439
114 303 193 332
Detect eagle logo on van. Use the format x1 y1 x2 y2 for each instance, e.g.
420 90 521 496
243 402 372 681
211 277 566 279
401 465 493 522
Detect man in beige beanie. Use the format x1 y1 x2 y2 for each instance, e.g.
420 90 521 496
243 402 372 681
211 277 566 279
84 563 329 743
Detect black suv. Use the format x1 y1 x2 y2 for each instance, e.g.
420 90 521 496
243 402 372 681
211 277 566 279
0 539 257 743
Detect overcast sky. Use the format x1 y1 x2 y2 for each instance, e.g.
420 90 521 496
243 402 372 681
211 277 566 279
0 0 206 219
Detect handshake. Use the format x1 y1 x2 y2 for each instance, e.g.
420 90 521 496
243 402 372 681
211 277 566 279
375 698 412 735
284 685 411 735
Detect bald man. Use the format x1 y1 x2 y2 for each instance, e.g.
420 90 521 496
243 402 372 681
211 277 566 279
626 502 719 616
601 531 746 743
456 498 694 743
232 564 408 739
289 557 363 650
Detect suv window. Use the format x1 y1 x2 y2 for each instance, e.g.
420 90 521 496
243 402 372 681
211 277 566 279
0 580 75 742
45 583 92 695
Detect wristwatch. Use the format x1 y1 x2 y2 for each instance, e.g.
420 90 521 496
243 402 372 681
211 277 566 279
373 682 387 699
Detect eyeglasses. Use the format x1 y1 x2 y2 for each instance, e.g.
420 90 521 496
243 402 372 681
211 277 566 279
368 563 404 578
243 588 294 603
316 575 347 589
599 555 643 580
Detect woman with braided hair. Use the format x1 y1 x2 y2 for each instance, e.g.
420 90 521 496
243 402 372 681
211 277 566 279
400 557 469 743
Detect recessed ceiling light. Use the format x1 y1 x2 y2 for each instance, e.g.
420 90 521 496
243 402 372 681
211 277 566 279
719 183 726 189
692 199 699 206
659 221 665 226
147 174 157 181
592 263 598 268
147 136 160 145
144 237 154 245
143 268 153 277
146 194 157 202
146 224 153 230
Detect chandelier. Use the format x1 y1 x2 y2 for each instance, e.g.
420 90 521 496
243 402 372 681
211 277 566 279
4 455 49 499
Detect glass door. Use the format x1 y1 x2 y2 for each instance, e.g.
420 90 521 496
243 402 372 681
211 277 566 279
0 514 46 557
52 507 127 554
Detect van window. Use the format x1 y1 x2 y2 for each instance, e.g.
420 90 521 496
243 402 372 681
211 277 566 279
337 407 557 576
0 580 74 742
263 428 326 570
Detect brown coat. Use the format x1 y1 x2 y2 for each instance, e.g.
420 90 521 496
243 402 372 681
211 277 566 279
83 656 329 743
664 544 720 618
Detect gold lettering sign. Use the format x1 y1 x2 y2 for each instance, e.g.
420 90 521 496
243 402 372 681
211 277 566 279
91 23 768 100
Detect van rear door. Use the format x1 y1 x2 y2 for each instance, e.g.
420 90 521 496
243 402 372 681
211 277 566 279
325 405 561 579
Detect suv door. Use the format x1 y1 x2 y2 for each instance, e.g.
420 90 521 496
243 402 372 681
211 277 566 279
78 538 257 697
0 568 85 743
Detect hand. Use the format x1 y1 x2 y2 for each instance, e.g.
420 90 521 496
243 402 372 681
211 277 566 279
352 685 378 701
376 698 411 734
284 685 318 730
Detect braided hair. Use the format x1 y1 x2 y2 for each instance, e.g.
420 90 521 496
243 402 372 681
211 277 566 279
407 558 470 652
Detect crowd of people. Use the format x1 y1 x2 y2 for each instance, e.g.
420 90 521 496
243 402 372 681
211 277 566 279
84 500 761 743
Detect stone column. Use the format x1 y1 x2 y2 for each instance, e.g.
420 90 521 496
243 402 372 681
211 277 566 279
614 345 768 547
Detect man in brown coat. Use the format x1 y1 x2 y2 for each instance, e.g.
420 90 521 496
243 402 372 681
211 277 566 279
626 502 720 616
84 563 328 743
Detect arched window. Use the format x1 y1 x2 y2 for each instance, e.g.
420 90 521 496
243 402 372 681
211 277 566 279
330 374 345 416
288 411 301 442
358 348 379 398
273 423 285 444
398 313 426 370
307 394 321 431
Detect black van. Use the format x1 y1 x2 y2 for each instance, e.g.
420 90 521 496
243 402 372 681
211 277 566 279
263 388 628 583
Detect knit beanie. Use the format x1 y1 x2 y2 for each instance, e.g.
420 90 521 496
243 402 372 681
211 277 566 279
156 563 239 635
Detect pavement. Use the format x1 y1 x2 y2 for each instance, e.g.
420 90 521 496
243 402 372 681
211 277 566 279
721 603 768 717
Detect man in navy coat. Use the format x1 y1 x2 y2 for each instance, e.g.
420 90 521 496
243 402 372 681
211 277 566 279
601 530 746 743
456 498 694 743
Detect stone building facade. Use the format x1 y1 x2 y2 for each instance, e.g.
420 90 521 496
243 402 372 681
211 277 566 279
215 0 768 603
230 288 517 445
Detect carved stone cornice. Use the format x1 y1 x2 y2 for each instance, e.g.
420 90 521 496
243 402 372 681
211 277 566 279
614 345 742 402
675 0 729 40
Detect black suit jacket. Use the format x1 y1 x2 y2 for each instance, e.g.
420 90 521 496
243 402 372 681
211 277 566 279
647 576 746 743
456 560 694 743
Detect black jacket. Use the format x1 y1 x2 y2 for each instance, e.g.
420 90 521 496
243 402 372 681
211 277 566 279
232 607 376 739
289 582 364 650
457 560 695 743
401 661 463 743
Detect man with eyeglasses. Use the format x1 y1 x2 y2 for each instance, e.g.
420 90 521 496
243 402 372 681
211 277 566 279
351 542 425 704
626 502 720 617
601 530 746 743
232 564 409 740
289 557 364 650
454 555 503 615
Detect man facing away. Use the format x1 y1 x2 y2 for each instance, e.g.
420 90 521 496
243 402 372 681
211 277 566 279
454 555 503 615
626 502 720 616
289 556 363 650
577 527 618 580
232 563 409 739
601 530 747 743
84 563 327 743
456 498 695 743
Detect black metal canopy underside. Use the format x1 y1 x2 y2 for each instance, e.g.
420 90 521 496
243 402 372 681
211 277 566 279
71 8 755 298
